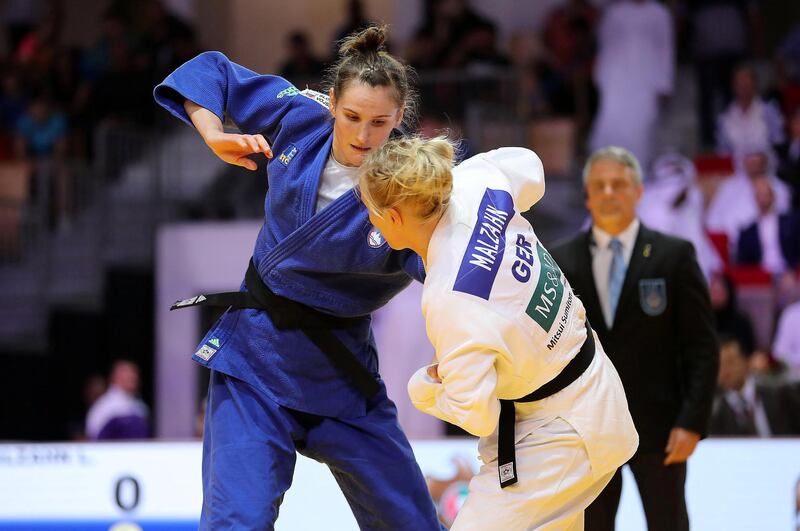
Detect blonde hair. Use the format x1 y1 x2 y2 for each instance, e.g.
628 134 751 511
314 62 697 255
359 136 457 220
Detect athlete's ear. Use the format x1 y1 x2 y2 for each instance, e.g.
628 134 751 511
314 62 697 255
394 106 405 129
387 207 403 227
329 88 336 118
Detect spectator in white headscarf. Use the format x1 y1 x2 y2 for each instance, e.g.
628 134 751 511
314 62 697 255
638 153 723 280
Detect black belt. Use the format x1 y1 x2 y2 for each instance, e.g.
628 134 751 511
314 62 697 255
497 320 595 488
170 259 381 398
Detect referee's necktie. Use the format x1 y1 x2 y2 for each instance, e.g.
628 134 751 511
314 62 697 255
608 238 626 321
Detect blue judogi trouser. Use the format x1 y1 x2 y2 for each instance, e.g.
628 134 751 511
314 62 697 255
201 370 444 530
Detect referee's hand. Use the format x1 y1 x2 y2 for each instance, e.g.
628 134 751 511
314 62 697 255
663 427 700 465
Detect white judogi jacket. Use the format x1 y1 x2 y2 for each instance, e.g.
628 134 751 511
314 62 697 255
409 148 638 479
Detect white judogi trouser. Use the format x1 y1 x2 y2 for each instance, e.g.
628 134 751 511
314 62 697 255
453 416 614 531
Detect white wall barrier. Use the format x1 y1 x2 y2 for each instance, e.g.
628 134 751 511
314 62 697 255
0 439 798 530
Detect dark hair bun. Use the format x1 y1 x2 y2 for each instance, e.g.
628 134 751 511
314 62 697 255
338 24 387 57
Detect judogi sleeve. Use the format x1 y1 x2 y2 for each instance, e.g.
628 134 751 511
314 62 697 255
153 51 296 139
408 294 512 437
401 252 426 283
478 147 545 211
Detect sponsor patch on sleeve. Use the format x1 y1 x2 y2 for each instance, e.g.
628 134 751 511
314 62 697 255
278 144 299 166
195 344 217 361
301 89 330 108
276 86 300 99
453 189 515 300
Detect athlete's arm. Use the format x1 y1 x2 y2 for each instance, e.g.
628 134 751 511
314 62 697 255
184 100 272 171
155 51 298 138
408 294 511 437
481 147 545 211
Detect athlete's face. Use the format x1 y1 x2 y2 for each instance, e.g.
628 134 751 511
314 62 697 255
330 82 404 167
585 159 642 235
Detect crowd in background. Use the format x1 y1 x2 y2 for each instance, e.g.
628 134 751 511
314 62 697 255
0 0 799 439
0 0 199 232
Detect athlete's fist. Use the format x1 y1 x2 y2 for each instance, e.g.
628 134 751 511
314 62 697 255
426 363 441 383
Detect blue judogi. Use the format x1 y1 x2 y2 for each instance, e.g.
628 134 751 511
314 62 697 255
155 52 441 530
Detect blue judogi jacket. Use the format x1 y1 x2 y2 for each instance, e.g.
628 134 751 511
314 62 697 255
154 52 424 417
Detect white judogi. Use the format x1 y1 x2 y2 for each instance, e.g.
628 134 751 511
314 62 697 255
589 0 674 169
408 148 639 530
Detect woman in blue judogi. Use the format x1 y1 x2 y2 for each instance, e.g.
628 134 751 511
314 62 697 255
154 26 442 530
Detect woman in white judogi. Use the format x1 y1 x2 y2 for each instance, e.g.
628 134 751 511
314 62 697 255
359 137 638 530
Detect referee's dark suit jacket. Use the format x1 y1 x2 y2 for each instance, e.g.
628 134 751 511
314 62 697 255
551 223 719 453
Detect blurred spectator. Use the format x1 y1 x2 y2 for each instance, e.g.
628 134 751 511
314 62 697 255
638 152 723 279
775 23 800 120
13 92 67 160
517 28 571 118
278 31 325 91
519 58 572 118
87 14 153 125
706 147 792 243
14 6 61 66
405 0 493 71
710 336 800 436
2 0 46 52
777 107 800 208
13 91 71 228
331 0 372 58
85 360 150 440
588 0 674 170
542 0 598 85
443 19 508 71
445 21 510 109
687 0 760 149
81 7 133 81
716 63 784 155
736 176 800 273
0 70 28 131
709 273 757 356
13 5 63 91
68 373 107 440
136 0 198 85
541 0 599 134
48 47 91 158
406 0 497 118
774 301 800 381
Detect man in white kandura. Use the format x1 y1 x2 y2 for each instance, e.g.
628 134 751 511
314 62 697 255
359 137 639 530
